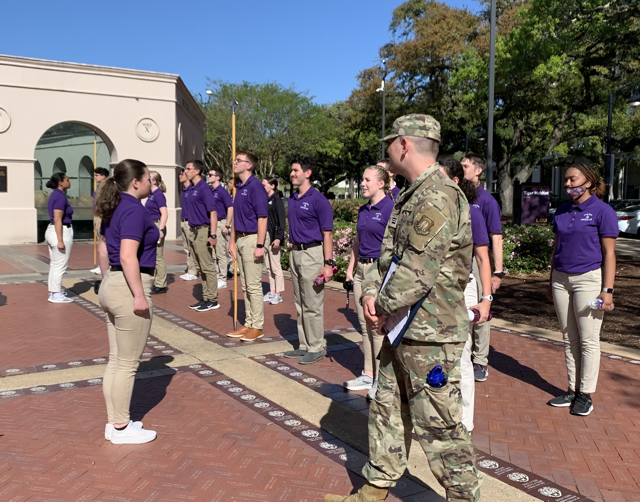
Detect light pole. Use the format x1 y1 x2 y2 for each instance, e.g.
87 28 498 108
377 59 387 159
605 83 640 201
465 126 486 155
486 0 497 194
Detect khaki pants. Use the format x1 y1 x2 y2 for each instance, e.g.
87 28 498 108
211 219 229 283
45 224 74 293
236 233 268 330
290 246 326 353
363 338 482 500
153 221 167 288
265 243 285 294
99 271 154 424
471 257 490 366
552 268 603 394
354 261 383 376
190 226 218 302
181 220 199 276
461 274 477 432
93 216 102 237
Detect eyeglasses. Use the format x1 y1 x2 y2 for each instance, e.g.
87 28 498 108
184 168 195 171
234 158 250 164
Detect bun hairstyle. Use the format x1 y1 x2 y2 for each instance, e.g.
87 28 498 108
438 157 478 204
572 163 606 199
96 159 148 223
150 171 166 193
365 165 391 197
46 172 67 190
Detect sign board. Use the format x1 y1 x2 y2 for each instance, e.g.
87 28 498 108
521 185 550 225
0 166 6 192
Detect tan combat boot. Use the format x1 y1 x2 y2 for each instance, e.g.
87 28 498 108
324 483 389 502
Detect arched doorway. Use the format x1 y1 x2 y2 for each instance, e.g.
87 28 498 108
34 122 113 241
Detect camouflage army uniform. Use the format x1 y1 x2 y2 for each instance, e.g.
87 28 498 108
359 161 481 502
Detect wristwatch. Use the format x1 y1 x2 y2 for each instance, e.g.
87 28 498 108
256 243 264 249
324 259 336 266
601 288 614 294
481 295 494 302
493 271 506 279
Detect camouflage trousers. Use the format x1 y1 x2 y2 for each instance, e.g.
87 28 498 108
362 338 482 502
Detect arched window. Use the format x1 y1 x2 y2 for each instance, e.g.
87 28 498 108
79 156 94 199
34 161 43 192
53 157 67 174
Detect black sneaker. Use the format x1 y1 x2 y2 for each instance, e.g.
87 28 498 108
570 392 593 416
299 351 324 365
473 364 488 382
150 286 168 295
195 300 220 312
283 349 307 359
189 301 205 310
548 389 575 407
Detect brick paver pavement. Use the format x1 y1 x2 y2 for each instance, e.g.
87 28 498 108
0 369 409 502
0 255 31 275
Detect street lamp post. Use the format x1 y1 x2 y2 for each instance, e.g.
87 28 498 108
605 83 640 201
486 0 497 194
465 126 487 155
377 59 387 159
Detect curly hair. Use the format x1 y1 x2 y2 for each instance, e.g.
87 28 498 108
95 159 148 223
438 157 478 204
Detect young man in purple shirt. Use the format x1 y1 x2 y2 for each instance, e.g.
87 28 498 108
226 151 269 342
283 157 335 365
207 168 234 289
462 154 504 382
179 168 199 280
91 167 110 274
184 160 220 312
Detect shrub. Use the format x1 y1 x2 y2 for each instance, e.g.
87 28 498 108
502 224 554 274
330 199 367 223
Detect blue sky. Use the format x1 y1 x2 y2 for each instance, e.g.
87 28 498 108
3 0 481 105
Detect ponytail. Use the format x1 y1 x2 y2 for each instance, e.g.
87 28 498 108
364 165 391 198
150 171 166 193
96 159 147 222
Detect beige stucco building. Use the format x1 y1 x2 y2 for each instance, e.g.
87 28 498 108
0 54 205 244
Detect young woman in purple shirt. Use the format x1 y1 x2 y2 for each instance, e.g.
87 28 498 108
439 157 492 433
146 171 169 294
95 159 159 445
45 172 74 303
546 164 618 416
344 166 394 400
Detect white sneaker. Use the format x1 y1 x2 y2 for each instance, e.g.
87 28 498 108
182 274 198 281
263 293 275 302
48 292 73 303
218 279 227 288
344 372 374 391
269 294 283 305
90 266 101 274
366 379 378 401
110 423 156 444
105 421 143 440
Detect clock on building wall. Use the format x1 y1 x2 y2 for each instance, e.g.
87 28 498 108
136 118 159 142
0 108 11 133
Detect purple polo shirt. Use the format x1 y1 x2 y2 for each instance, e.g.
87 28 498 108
288 186 333 244
470 205 489 247
356 195 393 258
48 189 73 225
181 184 192 221
212 184 233 220
553 195 619 274
101 193 159 268
391 186 400 201
145 189 167 221
188 179 217 227
474 186 502 235
234 175 268 233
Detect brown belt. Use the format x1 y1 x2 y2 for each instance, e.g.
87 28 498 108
236 231 257 238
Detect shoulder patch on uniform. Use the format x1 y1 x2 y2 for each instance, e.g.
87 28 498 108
414 214 434 236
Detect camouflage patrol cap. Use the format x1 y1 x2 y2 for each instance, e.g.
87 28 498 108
381 114 441 143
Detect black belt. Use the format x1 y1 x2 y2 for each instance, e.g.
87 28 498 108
236 231 257 238
181 218 188 222
291 241 322 251
110 265 155 276
359 257 376 264
50 223 72 228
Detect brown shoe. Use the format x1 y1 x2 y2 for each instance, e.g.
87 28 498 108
227 326 249 338
324 484 389 502
241 328 263 342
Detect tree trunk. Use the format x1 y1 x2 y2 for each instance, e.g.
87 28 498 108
348 177 355 199
498 161 514 217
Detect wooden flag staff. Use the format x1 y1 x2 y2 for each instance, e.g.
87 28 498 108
93 135 97 266
231 97 239 330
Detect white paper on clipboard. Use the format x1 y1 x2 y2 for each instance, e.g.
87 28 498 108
379 256 410 346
